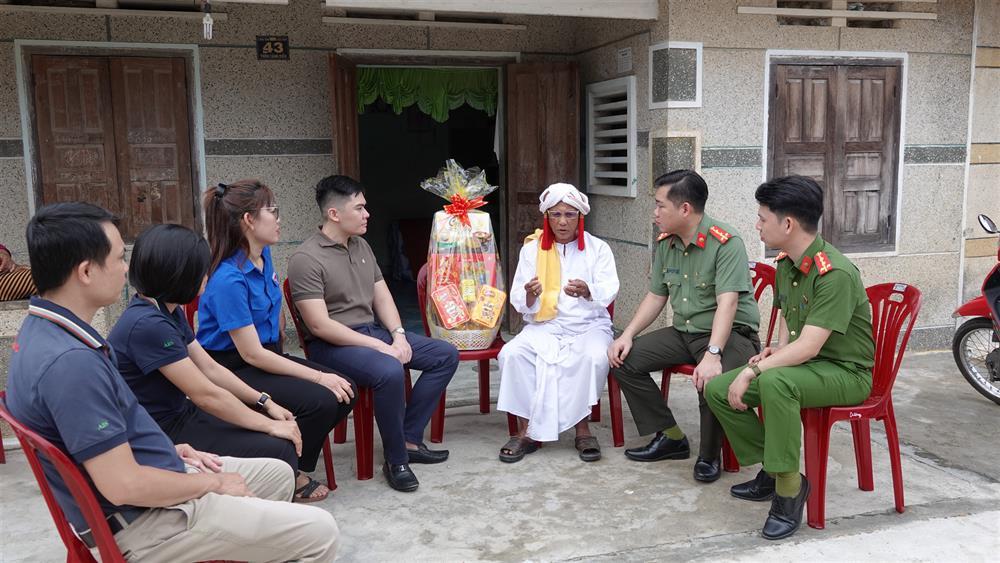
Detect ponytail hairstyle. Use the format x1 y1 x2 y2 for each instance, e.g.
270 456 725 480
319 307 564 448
202 179 275 273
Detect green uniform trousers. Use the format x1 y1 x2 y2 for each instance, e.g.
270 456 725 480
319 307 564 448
704 361 872 473
613 326 759 459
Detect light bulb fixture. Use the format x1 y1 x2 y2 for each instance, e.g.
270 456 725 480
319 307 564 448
202 0 214 40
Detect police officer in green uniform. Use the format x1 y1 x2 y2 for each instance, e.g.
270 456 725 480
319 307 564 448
608 170 760 483
705 175 874 540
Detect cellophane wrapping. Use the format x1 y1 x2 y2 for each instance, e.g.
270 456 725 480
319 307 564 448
421 160 506 350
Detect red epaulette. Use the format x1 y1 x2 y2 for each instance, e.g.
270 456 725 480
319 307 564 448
815 251 834 276
709 225 732 244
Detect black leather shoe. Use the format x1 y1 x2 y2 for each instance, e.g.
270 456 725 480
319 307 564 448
731 469 775 501
382 462 419 492
624 433 690 462
762 475 810 540
407 443 450 464
693 457 721 482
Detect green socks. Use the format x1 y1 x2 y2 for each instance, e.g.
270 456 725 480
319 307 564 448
773 471 802 498
663 425 685 440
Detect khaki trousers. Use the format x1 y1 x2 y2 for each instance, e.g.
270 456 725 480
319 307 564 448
113 457 339 562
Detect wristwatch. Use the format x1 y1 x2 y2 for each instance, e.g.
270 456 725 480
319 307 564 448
392 327 406 336
749 364 762 378
256 392 271 410
706 345 722 356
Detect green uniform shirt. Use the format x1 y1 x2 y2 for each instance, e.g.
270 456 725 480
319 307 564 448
649 214 760 334
775 234 875 371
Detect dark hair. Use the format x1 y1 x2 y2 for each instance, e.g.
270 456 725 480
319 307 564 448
202 179 275 273
26 202 120 294
129 224 211 305
754 175 824 233
653 169 708 213
315 175 365 212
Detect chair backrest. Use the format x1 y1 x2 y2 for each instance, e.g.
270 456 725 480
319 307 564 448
282 278 311 359
183 296 200 330
866 283 922 399
0 395 123 563
749 261 780 345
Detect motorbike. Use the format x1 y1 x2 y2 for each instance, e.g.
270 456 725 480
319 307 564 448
952 214 1000 404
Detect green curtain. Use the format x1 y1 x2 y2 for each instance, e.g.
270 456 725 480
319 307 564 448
357 67 498 123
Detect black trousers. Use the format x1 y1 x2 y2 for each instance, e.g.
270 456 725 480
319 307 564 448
165 402 299 472
207 347 356 473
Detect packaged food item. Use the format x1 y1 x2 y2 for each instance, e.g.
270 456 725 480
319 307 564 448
471 285 506 328
421 159 507 349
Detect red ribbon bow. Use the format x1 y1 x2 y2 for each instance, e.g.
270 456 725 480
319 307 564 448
443 194 487 226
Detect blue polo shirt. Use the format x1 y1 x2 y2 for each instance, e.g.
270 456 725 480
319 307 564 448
5 297 185 531
197 246 282 351
108 295 198 431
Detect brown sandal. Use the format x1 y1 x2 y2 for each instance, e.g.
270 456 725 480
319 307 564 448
499 436 540 463
575 435 601 462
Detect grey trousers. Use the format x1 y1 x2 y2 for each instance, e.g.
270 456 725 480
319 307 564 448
612 326 759 459
112 457 339 562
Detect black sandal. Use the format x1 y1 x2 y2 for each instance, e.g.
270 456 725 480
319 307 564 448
499 436 540 463
575 435 601 462
293 474 329 503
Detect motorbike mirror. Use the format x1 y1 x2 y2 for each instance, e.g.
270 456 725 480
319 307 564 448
978 214 998 234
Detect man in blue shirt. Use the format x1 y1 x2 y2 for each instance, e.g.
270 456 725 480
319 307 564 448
6 203 338 562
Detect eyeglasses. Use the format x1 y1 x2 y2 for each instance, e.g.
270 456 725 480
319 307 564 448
259 206 280 219
547 211 580 221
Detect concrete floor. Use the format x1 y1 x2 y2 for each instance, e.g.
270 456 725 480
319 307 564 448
2 351 999 561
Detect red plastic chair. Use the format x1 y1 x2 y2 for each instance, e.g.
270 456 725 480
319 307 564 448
0 390 6 464
184 295 338 489
416 264 504 443
652 261 779 469
1 394 127 562
801 282 921 530
579 303 624 449
281 279 411 481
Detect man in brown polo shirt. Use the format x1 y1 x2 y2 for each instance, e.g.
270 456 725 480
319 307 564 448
287 175 459 493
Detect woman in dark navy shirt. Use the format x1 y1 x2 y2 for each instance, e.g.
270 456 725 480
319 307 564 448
198 179 356 502
109 224 339 502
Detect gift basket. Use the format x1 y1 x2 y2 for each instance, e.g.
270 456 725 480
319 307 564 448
421 160 506 350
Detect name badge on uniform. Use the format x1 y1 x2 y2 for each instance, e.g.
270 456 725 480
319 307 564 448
665 268 680 274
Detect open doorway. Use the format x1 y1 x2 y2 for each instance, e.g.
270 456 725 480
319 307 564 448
357 70 500 332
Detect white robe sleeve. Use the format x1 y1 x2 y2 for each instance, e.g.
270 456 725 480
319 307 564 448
510 240 541 318
585 236 619 310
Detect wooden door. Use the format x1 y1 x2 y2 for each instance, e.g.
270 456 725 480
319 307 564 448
505 62 580 329
833 65 900 249
329 54 360 180
769 62 900 252
31 55 123 217
110 57 195 239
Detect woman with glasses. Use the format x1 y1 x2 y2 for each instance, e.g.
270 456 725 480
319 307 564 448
197 179 356 502
497 183 619 463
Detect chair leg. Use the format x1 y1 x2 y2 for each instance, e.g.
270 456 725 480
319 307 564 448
478 359 491 414
355 388 374 480
721 436 740 472
430 391 446 444
0 441 5 464
609 373 625 448
660 370 671 401
802 409 832 530
590 399 602 422
322 437 337 491
883 403 905 514
850 418 874 491
507 413 519 437
333 418 348 444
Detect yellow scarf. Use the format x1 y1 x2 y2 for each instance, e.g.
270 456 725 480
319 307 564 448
525 229 560 321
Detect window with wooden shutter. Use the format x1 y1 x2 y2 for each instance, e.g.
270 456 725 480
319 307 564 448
586 76 637 197
768 60 902 252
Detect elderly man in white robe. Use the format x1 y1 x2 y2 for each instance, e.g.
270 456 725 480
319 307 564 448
497 183 619 463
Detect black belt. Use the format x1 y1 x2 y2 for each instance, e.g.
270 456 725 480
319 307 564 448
77 509 145 549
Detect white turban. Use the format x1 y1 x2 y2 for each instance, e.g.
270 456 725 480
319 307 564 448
539 183 590 215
